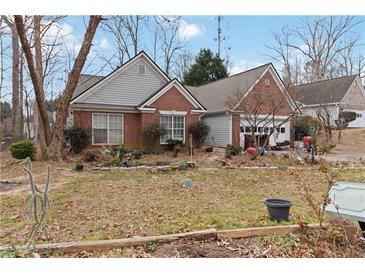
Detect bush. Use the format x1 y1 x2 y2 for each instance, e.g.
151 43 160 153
293 116 322 141
83 151 98 162
166 139 183 151
338 111 356 124
64 126 90 154
188 121 210 148
131 150 143 160
143 147 161 155
9 139 36 160
225 144 242 158
144 123 167 145
111 150 124 167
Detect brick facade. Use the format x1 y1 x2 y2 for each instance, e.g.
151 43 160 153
72 85 201 149
232 70 295 148
241 71 293 116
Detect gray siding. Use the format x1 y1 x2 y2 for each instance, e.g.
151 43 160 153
79 57 167 106
202 114 232 147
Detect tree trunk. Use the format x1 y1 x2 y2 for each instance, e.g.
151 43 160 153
2 16 22 140
15 15 102 160
15 16 51 158
34 16 50 157
19 51 24 138
48 15 102 160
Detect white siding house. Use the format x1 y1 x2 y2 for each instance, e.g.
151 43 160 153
203 114 232 147
295 75 365 128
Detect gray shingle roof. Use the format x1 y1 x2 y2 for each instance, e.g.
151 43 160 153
294 75 357 105
72 74 105 100
186 64 271 112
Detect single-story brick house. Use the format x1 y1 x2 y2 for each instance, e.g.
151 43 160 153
294 75 365 128
186 64 299 148
70 51 206 149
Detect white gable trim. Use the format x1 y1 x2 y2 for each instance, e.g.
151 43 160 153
233 65 297 112
70 52 170 104
140 79 206 111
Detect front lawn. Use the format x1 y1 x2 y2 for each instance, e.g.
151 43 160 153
1 166 364 247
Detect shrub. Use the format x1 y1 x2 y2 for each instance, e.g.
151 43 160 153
166 139 183 151
64 126 90 154
144 123 167 145
131 150 143 160
9 139 36 160
111 150 123 167
293 116 322 141
188 121 210 148
83 151 98 162
339 111 356 123
225 144 242 158
143 147 161 155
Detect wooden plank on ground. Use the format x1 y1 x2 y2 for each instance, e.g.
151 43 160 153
217 224 322 239
2 229 217 254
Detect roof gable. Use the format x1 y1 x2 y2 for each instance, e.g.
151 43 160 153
187 64 271 112
70 51 170 106
139 79 206 111
187 63 297 113
294 75 357 106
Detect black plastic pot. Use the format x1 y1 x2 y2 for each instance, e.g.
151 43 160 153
75 163 84 171
264 199 293 221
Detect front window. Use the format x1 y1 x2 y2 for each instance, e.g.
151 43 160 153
92 113 123 145
160 115 185 144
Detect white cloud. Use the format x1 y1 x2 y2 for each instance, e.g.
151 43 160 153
178 20 203 39
98 38 109 50
42 22 81 55
230 59 264 75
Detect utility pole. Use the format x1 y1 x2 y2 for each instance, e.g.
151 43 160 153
215 16 223 58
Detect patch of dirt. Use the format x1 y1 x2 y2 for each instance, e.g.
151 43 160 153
0 181 25 192
50 221 365 258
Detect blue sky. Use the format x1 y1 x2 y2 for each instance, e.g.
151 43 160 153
63 15 365 75
1 15 364 101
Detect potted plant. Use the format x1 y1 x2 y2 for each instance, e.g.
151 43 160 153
75 162 84 171
264 198 293 221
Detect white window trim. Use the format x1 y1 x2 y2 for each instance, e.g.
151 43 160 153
92 113 124 145
159 110 187 115
160 114 186 144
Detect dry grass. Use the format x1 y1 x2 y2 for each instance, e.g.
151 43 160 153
1 162 364 248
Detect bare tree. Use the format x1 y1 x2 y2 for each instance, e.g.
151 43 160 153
264 26 303 88
226 85 298 152
15 15 102 159
265 16 364 84
155 16 185 77
173 50 194 81
102 16 146 68
316 105 333 145
2 16 22 140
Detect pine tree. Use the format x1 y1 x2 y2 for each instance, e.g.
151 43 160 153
182 48 228 86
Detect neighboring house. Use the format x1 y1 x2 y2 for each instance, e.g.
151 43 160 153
24 111 56 139
70 51 206 149
295 75 365 128
187 64 298 148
